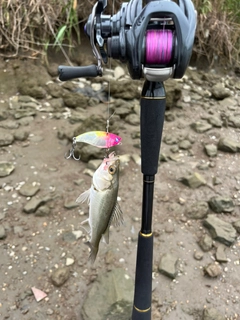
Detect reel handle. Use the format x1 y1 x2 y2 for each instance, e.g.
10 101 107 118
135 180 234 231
58 65 100 81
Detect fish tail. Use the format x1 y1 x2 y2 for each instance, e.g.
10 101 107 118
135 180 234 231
85 241 98 264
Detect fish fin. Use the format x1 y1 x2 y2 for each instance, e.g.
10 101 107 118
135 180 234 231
85 241 98 264
102 227 110 244
80 219 90 234
76 189 90 204
110 202 124 227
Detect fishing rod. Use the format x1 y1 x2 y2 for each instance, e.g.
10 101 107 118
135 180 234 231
58 0 197 318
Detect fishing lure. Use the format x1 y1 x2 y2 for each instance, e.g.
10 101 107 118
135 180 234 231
65 131 122 160
75 131 121 149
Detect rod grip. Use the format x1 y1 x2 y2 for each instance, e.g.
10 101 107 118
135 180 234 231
132 232 153 320
140 81 166 176
58 65 99 81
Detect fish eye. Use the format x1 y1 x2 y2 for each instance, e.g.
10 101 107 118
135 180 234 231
108 165 116 175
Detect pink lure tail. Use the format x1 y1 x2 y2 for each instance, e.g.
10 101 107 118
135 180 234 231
74 131 122 149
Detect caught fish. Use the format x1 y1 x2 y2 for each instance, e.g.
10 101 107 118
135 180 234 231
74 131 121 149
76 152 123 263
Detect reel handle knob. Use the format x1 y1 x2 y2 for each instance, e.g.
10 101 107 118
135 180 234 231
58 65 101 81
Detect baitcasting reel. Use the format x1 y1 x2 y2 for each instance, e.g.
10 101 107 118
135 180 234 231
58 0 197 82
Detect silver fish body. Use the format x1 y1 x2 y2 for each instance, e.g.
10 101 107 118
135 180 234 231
76 152 123 263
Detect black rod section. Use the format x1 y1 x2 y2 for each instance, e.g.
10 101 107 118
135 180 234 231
132 81 166 320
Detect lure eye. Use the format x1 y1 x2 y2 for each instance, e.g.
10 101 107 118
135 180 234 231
108 165 116 175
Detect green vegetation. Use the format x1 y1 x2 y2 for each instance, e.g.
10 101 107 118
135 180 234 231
0 0 239 66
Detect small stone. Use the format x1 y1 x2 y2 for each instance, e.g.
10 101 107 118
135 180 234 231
211 83 231 100
35 205 51 217
131 154 141 165
0 162 15 177
0 225 6 239
125 114 140 126
87 159 102 170
198 234 213 252
64 200 79 209
23 195 51 214
114 66 125 79
178 139 192 150
208 196 235 213
31 287 47 302
218 137 239 153
204 144 217 157
19 182 40 197
232 220 240 233
193 250 203 260
72 230 83 239
191 121 212 133
203 307 225 320
180 172 206 188
215 244 228 263
185 201 209 219
0 130 14 146
207 116 222 127
66 258 75 266
203 214 237 246
51 267 70 287
204 263 222 277
158 253 178 279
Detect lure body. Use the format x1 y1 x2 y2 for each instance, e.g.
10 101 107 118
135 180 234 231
76 152 123 263
74 131 121 149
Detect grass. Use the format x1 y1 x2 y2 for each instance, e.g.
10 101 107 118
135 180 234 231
0 0 239 67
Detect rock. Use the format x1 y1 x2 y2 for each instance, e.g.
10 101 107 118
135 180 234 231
125 114 140 125
79 145 105 162
106 80 140 100
178 139 192 150
14 128 29 141
46 83 63 98
193 251 203 260
215 244 228 263
158 253 178 279
62 230 83 242
228 115 240 128
74 114 119 138
191 121 212 133
204 263 222 277
0 103 9 120
165 79 182 108
185 201 209 219
198 234 213 252
163 133 179 145
87 159 102 170
19 182 40 197
204 144 217 157
0 120 19 129
23 195 52 214
232 220 240 233
203 214 237 246
0 162 15 177
51 267 70 287
18 82 47 99
66 257 75 266
63 92 89 109
64 200 79 209
211 83 231 100
48 98 64 110
217 137 239 153
0 130 14 146
81 269 134 320
114 99 133 118
179 172 206 188
207 116 222 127
0 225 6 239
35 205 51 217
202 307 225 320
208 196 235 213
114 66 125 80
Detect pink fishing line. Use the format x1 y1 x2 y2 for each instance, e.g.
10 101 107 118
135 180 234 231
145 30 173 64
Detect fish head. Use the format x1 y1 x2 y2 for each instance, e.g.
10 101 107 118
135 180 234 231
93 153 120 190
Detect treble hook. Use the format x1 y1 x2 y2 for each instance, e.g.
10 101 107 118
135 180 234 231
65 137 81 161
